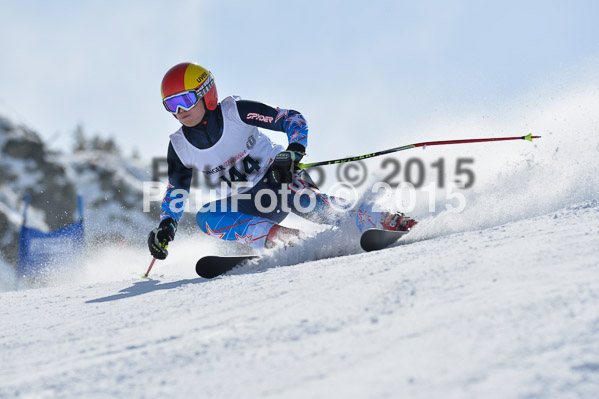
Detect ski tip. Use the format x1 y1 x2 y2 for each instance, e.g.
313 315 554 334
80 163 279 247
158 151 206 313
196 255 260 279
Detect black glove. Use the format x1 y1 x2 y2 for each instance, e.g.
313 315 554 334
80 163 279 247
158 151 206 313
267 145 305 185
147 218 177 260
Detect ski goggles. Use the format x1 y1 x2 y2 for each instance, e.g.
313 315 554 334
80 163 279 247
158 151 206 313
162 74 214 113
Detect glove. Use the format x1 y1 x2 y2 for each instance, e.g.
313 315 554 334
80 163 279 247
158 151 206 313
267 146 305 185
147 218 177 260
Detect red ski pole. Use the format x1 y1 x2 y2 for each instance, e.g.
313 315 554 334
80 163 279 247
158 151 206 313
298 133 541 169
143 258 157 278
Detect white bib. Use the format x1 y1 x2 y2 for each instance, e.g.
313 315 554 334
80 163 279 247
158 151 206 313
169 96 284 196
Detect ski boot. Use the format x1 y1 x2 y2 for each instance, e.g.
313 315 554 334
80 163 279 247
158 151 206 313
380 211 418 232
265 224 301 249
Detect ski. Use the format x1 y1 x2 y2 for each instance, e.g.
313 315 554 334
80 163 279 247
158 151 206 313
360 229 409 252
196 229 409 279
196 255 260 279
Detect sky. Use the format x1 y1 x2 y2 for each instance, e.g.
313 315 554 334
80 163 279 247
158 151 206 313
1 0 599 163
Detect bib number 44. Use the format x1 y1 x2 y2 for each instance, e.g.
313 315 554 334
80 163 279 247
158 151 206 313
223 154 261 183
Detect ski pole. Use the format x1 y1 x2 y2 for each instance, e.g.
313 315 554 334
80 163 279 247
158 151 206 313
143 258 157 278
298 133 541 169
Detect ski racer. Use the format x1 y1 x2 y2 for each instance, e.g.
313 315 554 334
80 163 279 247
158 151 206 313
148 62 416 260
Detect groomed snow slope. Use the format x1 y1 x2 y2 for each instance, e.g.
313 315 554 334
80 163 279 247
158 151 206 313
1 200 598 398
1 79 599 398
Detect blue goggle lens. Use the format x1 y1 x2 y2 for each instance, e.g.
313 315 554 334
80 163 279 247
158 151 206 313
163 91 199 113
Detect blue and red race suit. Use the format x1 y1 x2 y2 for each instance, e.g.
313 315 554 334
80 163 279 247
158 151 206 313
160 97 348 248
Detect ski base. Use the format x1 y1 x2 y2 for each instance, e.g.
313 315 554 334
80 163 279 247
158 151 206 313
196 255 260 279
360 229 409 252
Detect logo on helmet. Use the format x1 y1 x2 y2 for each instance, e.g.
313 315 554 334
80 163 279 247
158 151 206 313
196 71 208 84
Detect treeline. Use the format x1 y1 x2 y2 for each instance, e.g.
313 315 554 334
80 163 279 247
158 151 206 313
71 124 139 159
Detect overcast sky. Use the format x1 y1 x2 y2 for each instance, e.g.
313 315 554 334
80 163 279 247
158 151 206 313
1 0 598 162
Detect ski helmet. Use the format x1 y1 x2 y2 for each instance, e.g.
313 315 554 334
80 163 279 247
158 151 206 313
161 62 218 112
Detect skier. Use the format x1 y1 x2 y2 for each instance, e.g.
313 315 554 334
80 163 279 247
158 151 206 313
148 62 416 260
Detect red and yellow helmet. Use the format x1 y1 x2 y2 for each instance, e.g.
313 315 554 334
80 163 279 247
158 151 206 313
161 62 218 111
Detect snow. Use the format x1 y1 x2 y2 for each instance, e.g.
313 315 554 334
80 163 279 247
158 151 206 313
1 201 598 398
0 257 17 292
1 78 599 398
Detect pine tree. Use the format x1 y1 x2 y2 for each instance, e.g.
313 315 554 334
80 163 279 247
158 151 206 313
72 124 87 152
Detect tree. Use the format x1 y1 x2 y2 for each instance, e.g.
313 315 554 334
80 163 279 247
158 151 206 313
72 124 87 152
